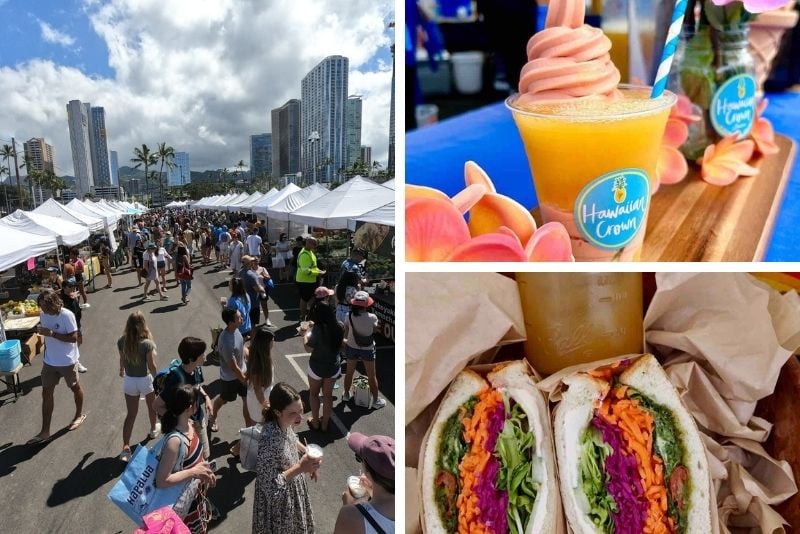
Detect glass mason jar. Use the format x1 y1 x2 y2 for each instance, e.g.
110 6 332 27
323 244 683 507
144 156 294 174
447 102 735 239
670 24 757 160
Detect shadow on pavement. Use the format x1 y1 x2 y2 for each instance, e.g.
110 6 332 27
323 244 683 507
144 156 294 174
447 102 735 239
47 451 125 507
0 427 70 477
113 284 141 292
151 303 183 314
119 301 143 311
207 453 256 526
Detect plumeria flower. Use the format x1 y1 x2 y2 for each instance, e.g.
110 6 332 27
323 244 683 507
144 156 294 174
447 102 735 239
406 162 574 261
698 135 759 186
654 95 698 189
751 98 780 156
711 0 791 13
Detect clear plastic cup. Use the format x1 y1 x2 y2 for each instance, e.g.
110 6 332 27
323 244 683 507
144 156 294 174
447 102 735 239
306 443 323 459
347 475 367 498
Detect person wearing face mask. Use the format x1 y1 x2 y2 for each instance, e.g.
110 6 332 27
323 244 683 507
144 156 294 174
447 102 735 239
251 382 319 534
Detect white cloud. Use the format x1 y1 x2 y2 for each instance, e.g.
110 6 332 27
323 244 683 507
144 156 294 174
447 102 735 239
38 21 76 47
1 0 394 177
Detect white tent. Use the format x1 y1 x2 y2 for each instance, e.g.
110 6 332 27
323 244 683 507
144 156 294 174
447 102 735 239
264 183 330 220
205 194 237 209
0 225 57 273
237 190 275 214
67 199 117 226
0 209 90 246
288 176 394 229
134 202 148 212
34 198 105 232
226 192 263 212
347 201 395 230
381 179 395 189
67 199 120 251
252 184 302 218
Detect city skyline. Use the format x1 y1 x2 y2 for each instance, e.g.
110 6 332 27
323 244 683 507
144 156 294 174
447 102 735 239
0 0 393 178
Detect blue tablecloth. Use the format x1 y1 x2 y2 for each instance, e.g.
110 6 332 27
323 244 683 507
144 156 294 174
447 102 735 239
407 92 800 261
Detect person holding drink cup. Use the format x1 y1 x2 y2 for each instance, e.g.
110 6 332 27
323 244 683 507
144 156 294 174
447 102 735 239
252 382 318 534
333 433 395 534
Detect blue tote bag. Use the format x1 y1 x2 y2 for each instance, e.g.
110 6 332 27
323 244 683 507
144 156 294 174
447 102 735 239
107 432 188 525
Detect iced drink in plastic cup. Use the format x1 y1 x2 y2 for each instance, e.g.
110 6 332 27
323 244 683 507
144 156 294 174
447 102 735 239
347 475 368 499
306 443 323 459
508 88 675 261
506 0 675 261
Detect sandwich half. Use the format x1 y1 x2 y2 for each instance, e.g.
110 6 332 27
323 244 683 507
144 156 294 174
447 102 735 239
555 355 712 534
419 361 559 533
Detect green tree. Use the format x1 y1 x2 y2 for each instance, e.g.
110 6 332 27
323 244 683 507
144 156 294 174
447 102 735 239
236 160 245 184
131 144 158 207
0 144 23 209
156 142 176 206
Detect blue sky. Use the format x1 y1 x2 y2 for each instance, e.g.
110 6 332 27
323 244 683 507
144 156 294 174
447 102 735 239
0 0 395 174
1 0 111 77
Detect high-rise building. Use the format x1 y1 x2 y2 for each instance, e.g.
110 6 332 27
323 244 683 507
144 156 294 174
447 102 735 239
250 134 272 179
388 44 395 177
360 146 372 174
271 99 301 179
167 152 190 186
66 99 94 198
22 138 55 174
89 106 111 187
109 150 119 185
301 55 348 182
345 96 363 169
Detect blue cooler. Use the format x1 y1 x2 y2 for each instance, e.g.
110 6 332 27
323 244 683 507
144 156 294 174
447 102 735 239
0 339 22 372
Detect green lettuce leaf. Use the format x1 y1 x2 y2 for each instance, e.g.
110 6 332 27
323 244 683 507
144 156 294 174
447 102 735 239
495 401 539 534
579 427 617 532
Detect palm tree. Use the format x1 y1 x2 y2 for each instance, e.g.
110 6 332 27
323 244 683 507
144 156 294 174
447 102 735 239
131 144 158 206
156 142 176 206
20 154 43 206
236 160 245 184
0 144 22 209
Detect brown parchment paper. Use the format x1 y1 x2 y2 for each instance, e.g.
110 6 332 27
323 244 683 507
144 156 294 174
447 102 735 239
405 272 525 423
644 273 800 533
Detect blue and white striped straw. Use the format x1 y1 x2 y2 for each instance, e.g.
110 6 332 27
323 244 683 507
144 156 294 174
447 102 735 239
651 0 689 98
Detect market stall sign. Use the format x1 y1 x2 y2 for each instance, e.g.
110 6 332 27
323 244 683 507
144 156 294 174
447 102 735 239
372 294 395 342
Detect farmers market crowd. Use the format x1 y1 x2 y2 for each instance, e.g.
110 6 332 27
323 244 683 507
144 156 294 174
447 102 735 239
17 208 395 534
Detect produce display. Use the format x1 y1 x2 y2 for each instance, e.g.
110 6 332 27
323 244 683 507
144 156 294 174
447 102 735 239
1 299 40 317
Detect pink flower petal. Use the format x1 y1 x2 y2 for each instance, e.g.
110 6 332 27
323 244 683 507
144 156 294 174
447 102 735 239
752 118 780 156
464 161 497 193
663 119 689 148
525 222 574 261
671 94 702 124
446 233 528 262
699 136 757 187
657 146 689 185
756 97 768 118
405 197 471 261
451 183 487 214
468 192 537 244
406 184 450 202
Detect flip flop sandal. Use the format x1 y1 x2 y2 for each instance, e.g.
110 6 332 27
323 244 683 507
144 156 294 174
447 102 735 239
209 418 219 433
68 414 87 431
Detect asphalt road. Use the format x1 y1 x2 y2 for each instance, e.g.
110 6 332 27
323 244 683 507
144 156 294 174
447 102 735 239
0 255 395 533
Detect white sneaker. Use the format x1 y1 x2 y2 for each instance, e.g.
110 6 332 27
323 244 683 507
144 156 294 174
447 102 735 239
79 303 91 309
265 319 273 327
76 363 88 373
119 448 132 462
148 423 161 439
371 397 386 409
342 391 351 403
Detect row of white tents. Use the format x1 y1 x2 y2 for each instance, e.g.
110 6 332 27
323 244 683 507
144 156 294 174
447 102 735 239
191 176 395 233
0 198 147 273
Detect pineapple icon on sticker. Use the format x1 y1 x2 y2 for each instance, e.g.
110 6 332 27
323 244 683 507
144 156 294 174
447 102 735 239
738 78 746 99
613 175 627 204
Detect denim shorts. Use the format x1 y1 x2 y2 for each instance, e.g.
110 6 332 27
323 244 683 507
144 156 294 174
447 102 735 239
344 345 376 362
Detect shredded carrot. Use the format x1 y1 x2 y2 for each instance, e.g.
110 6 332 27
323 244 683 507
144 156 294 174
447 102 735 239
598 387 674 533
457 388 504 534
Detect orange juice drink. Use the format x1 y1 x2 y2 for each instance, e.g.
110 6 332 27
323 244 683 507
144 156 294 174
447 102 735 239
507 86 675 261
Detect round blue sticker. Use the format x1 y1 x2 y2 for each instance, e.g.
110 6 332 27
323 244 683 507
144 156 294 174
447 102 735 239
710 74 756 138
574 169 649 251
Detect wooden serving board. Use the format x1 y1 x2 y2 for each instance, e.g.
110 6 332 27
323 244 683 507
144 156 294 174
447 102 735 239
533 134 796 262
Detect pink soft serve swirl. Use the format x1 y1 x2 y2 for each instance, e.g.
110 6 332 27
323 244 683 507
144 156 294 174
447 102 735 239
517 0 621 105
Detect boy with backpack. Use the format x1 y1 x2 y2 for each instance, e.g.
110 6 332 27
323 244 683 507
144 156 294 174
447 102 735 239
153 337 213 459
